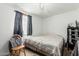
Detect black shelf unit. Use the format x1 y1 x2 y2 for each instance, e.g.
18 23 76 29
67 26 79 50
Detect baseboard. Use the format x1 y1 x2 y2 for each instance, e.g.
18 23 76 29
0 52 10 56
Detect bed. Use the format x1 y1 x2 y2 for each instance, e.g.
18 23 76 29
23 34 64 56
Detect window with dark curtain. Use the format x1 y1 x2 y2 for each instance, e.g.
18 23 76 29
14 11 23 37
14 11 32 36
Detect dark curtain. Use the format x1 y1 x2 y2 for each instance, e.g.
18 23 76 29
27 15 32 35
14 11 23 37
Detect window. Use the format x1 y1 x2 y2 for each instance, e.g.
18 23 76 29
22 15 28 35
14 11 32 36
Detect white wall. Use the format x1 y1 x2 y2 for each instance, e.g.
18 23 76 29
0 4 15 55
0 4 42 55
32 15 43 36
43 9 79 42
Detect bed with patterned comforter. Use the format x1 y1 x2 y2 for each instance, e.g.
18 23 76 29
24 34 64 56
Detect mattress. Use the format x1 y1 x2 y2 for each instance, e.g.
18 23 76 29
24 34 64 56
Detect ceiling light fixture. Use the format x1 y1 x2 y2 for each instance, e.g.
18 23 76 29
40 3 44 11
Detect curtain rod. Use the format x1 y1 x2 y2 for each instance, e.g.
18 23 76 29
14 10 28 16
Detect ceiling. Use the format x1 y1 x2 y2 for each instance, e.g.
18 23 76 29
10 3 79 18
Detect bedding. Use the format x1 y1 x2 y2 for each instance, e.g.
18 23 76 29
24 34 64 56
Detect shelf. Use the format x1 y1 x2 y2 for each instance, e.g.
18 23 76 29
67 26 78 48
71 34 75 36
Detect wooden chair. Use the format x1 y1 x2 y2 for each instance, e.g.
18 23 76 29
9 40 26 56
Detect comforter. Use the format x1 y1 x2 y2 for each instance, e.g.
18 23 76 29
24 34 64 56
